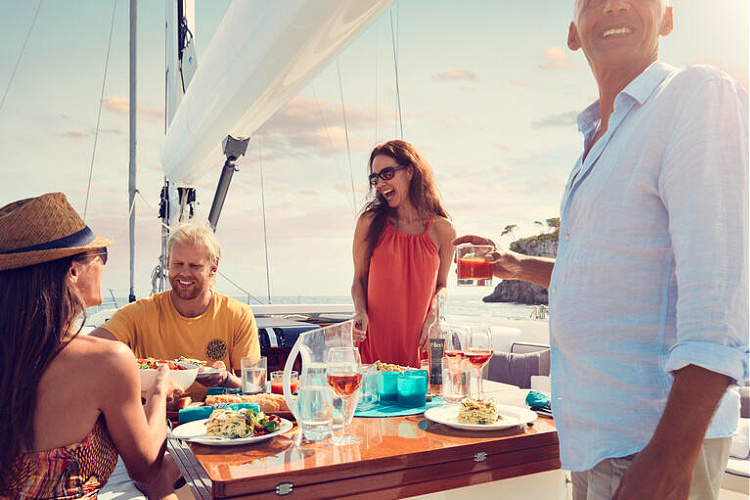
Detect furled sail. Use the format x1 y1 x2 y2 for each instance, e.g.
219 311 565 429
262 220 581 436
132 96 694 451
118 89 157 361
161 0 392 186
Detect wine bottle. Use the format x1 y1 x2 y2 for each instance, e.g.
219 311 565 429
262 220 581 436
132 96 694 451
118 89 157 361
427 292 446 395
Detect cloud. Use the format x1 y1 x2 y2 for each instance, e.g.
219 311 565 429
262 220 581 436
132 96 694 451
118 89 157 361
510 77 528 87
434 69 479 82
55 129 88 140
256 96 393 158
532 110 578 128
103 95 164 124
540 46 572 70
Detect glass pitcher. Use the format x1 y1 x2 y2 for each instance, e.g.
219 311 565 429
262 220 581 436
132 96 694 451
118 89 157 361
283 320 354 441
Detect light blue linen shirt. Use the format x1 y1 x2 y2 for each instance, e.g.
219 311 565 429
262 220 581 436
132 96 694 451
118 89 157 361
549 61 749 471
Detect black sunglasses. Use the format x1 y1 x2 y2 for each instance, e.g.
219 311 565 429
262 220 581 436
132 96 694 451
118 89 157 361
95 247 108 265
77 247 108 265
368 165 407 187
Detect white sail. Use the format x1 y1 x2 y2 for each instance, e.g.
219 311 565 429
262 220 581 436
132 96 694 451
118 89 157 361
161 0 392 186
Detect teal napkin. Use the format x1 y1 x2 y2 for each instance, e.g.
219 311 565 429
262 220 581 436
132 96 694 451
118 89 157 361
525 390 551 409
178 402 260 424
205 387 242 395
355 397 445 418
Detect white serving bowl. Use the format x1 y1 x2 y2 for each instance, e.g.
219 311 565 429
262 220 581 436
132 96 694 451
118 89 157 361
139 368 199 392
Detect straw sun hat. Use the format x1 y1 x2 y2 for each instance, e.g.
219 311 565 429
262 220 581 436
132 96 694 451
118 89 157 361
0 192 114 271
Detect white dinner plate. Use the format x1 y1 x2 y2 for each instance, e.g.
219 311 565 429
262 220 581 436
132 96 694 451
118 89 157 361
170 417 293 446
424 404 537 431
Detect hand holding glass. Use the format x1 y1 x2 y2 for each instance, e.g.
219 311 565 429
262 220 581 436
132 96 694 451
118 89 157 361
326 347 363 445
456 244 494 286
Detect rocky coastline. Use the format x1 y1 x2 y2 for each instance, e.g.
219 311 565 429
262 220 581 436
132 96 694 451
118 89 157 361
482 230 558 306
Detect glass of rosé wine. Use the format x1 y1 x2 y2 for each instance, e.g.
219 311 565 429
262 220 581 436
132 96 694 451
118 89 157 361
456 244 494 286
464 326 493 399
326 347 363 445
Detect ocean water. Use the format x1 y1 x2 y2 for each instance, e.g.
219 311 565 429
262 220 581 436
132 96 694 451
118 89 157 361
88 289 542 321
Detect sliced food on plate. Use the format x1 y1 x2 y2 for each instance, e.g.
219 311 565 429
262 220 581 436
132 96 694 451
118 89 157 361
457 398 503 424
205 407 281 439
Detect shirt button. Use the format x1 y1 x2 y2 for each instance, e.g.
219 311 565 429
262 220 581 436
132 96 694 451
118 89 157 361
563 234 569 241
551 287 557 294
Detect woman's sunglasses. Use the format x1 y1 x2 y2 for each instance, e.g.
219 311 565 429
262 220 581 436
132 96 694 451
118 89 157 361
76 247 108 265
368 165 407 187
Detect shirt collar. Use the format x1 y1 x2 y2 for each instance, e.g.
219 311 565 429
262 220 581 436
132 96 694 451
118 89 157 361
577 61 676 135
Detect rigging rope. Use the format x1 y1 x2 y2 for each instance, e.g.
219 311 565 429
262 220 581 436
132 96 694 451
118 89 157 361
258 136 272 304
336 59 357 214
390 3 403 139
0 0 43 113
84 0 118 219
310 84 356 216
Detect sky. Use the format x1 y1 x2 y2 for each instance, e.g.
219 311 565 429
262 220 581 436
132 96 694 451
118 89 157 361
0 0 748 303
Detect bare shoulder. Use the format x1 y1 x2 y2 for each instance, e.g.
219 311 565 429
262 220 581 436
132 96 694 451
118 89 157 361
357 211 376 227
65 335 137 378
431 216 457 241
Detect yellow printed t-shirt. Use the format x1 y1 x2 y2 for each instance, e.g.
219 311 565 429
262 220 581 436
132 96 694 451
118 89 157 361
103 290 260 400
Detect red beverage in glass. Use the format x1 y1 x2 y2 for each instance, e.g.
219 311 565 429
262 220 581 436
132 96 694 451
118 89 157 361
444 350 465 359
457 258 492 279
465 349 493 368
327 373 363 397
271 379 298 394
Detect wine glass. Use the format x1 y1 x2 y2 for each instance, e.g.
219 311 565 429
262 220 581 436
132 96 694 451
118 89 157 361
464 326 493 399
443 325 466 361
326 347 363 445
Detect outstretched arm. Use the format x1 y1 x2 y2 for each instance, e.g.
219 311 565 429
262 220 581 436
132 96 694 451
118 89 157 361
351 214 373 344
454 234 555 288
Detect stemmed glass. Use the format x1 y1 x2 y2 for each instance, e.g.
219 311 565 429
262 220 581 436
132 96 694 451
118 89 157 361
443 325 466 361
326 347 363 445
464 326 493 399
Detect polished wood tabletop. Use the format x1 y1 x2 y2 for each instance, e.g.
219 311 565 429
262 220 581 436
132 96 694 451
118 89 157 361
169 409 560 499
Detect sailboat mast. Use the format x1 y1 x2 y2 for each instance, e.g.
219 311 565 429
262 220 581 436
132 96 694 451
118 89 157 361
128 0 137 303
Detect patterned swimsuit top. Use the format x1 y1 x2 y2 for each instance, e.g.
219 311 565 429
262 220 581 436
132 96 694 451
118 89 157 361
6 415 118 500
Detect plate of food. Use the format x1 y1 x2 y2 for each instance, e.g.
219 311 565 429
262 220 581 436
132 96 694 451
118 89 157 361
174 357 221 378
424 399 537 431
137 357 198 392
170 407 293 446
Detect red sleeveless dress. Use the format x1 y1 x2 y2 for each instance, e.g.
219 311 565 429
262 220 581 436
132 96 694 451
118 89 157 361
360 215 439 368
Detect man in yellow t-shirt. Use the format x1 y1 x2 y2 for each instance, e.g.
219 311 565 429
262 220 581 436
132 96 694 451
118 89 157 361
92 223 260 400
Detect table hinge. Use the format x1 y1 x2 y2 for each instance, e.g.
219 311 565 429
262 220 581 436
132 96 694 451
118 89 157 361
474 452 487 462
276 482 294 496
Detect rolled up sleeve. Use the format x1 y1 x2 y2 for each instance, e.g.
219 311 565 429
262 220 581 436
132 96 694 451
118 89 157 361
661 75 749 384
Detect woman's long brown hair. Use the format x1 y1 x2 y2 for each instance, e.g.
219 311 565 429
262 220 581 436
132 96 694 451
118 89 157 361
0 256 85 494
361 140 450 259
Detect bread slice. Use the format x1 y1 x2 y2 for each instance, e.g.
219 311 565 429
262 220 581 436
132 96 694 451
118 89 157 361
204 393 289 413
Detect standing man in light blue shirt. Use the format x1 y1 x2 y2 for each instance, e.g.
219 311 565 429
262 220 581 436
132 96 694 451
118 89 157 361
456 0 748 499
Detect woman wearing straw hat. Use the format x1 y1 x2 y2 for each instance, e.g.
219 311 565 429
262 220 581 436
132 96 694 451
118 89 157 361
0 193 179 499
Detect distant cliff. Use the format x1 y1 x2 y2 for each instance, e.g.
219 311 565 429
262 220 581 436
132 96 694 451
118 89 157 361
483 226 559 305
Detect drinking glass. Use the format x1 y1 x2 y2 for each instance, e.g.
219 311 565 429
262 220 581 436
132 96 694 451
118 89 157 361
464 326 493 399
443 325 467 360
241 356 267 394
357 364 379 410
441 357 468 403
456 244 494 286
326 347 363 445
271 370 298 395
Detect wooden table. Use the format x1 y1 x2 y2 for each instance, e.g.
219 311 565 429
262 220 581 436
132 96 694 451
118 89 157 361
168 410 560 499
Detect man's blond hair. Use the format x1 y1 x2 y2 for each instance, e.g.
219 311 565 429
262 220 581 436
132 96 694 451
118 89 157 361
167 222 222 263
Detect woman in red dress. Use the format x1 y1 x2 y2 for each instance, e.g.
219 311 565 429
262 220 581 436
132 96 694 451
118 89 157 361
352 140 456 368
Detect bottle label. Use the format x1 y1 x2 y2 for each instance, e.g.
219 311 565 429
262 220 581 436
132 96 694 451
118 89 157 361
428 338 444 386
